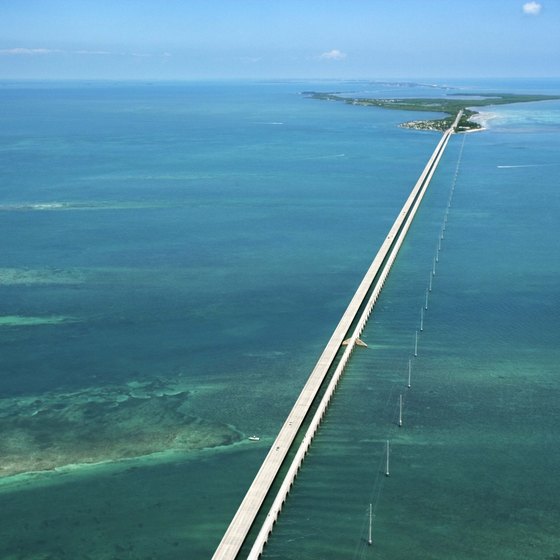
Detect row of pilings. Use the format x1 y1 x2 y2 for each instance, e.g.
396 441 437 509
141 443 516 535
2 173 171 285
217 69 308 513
352 132 467 559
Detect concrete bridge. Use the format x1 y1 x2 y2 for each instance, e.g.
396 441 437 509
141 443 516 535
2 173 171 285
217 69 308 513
211 111 463 560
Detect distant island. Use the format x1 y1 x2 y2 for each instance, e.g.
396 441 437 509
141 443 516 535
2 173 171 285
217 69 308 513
303 91 560 132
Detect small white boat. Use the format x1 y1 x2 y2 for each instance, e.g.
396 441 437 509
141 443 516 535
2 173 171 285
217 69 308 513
248 435 260 441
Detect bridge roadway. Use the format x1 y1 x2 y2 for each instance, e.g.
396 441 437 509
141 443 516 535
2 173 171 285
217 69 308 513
212 112 463 560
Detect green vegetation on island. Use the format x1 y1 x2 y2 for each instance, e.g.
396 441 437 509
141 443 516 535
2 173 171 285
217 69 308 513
303 91 560 132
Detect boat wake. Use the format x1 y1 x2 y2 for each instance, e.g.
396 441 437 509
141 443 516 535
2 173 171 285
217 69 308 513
497 164 557 169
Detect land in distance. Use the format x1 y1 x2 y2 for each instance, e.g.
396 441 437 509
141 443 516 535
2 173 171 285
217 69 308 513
303 91 560 132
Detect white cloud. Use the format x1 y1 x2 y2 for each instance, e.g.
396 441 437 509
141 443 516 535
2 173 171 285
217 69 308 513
0 47 62 55
522 2 542 14
74 50 111 55
319 49 347 61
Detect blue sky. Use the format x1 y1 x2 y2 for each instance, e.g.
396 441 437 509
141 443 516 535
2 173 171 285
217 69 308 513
1 0 558 79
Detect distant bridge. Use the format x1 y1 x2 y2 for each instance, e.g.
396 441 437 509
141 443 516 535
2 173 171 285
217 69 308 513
212 111 463 560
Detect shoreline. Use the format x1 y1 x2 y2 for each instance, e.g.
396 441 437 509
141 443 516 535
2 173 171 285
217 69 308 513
468 110 499 130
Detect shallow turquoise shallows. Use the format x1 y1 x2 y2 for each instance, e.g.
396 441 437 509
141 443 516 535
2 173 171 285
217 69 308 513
0 79 559 560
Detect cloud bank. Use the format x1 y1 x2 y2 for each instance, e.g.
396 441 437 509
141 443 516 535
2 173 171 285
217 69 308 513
0 48 62 55
0 47 169 58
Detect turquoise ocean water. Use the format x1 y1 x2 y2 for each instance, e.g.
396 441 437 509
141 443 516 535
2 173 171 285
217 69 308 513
0 79 558 559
